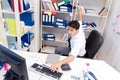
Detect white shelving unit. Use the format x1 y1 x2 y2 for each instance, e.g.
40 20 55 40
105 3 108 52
77 0 112 35
40 0 112 53
41 0 78 52
0 0 41 52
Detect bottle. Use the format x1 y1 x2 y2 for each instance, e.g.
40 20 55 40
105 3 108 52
83 63 90 80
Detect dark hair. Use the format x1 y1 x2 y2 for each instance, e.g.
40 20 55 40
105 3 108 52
67 20 80 30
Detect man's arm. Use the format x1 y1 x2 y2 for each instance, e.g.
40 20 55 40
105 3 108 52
50 55 75 72
78 6 85 21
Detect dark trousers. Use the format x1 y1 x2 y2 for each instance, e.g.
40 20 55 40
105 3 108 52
55 47 71 56
55 46 85 58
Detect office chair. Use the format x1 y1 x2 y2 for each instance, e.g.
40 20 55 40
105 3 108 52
84 30 104 59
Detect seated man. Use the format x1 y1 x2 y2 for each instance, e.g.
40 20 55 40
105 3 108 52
50 7 86 72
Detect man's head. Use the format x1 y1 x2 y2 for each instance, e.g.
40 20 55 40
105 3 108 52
67 20 80 37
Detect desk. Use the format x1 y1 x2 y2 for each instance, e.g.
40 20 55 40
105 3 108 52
4 50 120 80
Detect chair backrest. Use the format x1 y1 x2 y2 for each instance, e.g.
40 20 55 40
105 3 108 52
84 30 104 59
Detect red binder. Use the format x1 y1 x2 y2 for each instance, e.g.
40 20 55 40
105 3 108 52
52 0 59 11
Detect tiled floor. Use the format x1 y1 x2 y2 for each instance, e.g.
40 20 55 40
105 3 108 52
41 46 55 54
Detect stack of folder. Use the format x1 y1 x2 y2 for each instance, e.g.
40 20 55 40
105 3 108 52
59 2 72 12
42 34 55 41
42 14 68 28
42 14 55 26
55 18 67 28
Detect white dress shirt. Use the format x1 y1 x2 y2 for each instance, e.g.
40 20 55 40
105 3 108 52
69 21 86 57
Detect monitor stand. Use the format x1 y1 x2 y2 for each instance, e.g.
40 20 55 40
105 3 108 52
4 69 24 80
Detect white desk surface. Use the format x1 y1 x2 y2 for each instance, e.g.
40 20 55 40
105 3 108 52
7 50 120 80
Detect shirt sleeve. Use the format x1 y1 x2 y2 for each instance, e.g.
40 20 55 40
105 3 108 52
69 39 84 57
78 21 82 29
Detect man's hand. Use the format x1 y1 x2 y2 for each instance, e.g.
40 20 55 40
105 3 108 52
78 5 85 15
50 62 62 72
50 55 74 72
78 6 85 21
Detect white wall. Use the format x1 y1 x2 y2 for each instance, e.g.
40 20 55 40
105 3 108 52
96 0 120 72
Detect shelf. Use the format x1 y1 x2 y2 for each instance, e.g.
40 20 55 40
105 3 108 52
41 0 78 48
42 9 72 14
0 0 41 52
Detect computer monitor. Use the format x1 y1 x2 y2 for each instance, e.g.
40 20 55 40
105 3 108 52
0 44 29 80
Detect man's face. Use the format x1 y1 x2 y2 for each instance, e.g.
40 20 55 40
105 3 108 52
67 26 79 37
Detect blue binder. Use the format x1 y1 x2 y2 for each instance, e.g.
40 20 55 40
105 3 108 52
21 32 31 47
43 37 55 41
20 11 34 26
45 14 49 25
51 14 55 26
43 34 55 38
42 34 55 41
54 18 67 28
59 2 72 12
23 0 30 10
42 14 46 25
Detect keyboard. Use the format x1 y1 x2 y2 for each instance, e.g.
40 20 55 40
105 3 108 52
29 63 63 80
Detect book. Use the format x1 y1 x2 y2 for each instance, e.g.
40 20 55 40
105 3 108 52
55 18 67 28
98 7 105 15
11 0 15 12
43 34 55 38
18 0 23 12
98 7 108 16
21 32 32 47
101 8 108 16
20 11 34 26
59 2 72 12
43 37 55 41
57 0 70 6
5 18 17 35
23 0 30 10
52 0 59 11
42 34 55 41
42 0 55 11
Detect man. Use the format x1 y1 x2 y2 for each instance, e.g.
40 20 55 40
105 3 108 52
50 7 86 72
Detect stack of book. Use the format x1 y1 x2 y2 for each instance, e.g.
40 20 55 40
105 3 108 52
42 34 55 41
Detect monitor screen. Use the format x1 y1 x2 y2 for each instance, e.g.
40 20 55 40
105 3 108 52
0 44 29 80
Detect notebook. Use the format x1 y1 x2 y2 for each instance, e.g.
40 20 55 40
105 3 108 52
45 54 60 64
